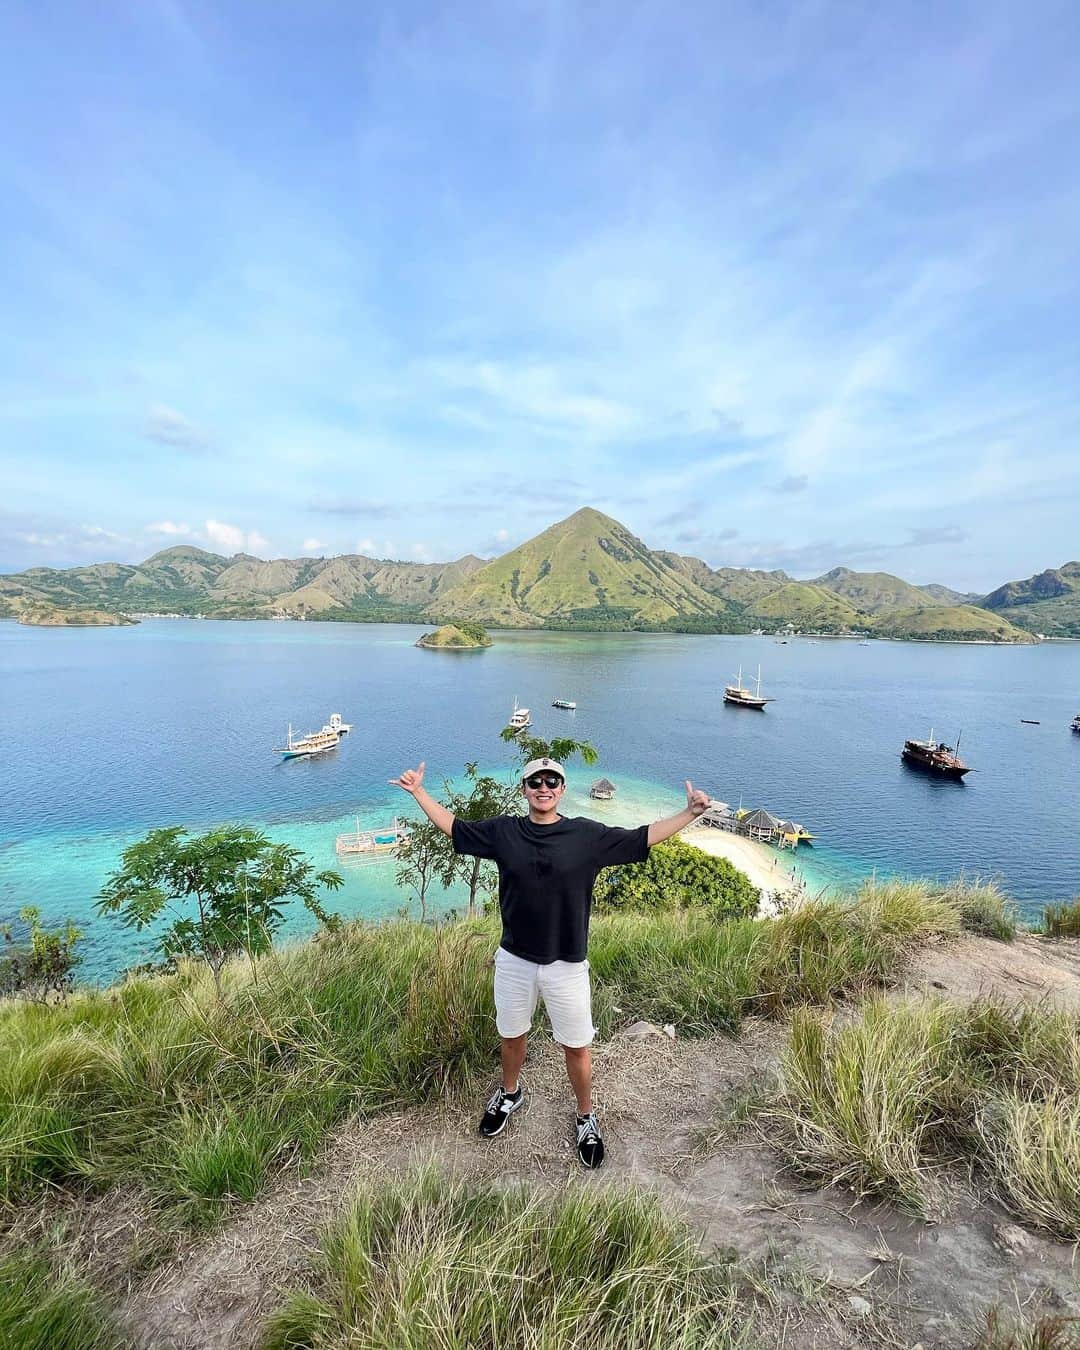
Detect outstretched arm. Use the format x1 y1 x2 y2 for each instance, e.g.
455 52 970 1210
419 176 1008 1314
389 762 455 837
647 780 710 847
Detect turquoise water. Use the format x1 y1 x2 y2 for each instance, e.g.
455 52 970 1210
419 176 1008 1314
2 620 1078 982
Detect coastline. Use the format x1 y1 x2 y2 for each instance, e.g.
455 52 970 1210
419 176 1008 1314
681 824 815 912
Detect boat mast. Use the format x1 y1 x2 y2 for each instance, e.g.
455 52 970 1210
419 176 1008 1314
755 665 762 698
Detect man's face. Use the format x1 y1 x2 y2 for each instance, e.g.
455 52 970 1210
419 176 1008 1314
522 771 565 812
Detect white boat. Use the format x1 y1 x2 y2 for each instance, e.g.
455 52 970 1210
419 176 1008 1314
274 723 341 758
552 698 576 710
336 816 408 857
321 712 352 735
507 698 531 731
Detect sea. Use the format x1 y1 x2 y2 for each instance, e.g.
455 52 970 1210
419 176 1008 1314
2 619 1078 984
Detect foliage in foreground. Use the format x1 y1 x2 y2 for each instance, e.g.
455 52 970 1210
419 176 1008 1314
0 906 83 1004
0 881 1012 1225
260 1165 750 1350
1041 898 1080 938
595 837 759 920
763 996 1080 1238
0 1248 129 1350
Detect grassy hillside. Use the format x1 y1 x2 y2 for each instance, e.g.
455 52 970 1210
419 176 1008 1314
654 553 790 606
981 563 1080 637
430 508 726 627
746 582 863 629
872 604 1037 642
814 567 948 614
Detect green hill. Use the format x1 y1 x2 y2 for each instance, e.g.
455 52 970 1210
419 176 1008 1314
429 508 727 628
814 567 947 614
745 582 863 630
980 563 1080 637
655 553 791 607
872 604 1036 643
415 622 491 649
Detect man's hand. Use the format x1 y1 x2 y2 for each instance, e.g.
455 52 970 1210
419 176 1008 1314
389 762 426 796
685 781 709 817
388 762 455 837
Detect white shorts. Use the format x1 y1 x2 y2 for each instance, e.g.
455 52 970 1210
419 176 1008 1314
493 947 594 1048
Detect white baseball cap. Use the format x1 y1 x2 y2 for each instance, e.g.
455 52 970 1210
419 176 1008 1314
522 757 566 782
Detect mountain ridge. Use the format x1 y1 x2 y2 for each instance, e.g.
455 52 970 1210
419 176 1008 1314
0 510 1049 641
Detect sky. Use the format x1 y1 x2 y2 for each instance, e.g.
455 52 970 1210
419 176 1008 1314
2 0 1079 591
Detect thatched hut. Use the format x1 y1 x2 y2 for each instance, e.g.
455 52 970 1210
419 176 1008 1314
740 808 780 841
590 777 616 801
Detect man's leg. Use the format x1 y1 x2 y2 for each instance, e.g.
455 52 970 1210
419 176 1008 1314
563 1044 591 1113
501 1032 528 1094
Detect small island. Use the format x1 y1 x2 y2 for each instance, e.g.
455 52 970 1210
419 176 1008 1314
16 605 137 628
415 622 491 650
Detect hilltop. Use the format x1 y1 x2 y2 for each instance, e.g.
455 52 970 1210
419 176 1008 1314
415 622 492 649
0 510 1048 642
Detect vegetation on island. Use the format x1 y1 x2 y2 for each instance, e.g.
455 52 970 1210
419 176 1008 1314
415 621 491 648
2 507 1062 640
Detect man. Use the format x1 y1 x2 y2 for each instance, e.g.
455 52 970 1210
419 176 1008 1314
390 755 710 1168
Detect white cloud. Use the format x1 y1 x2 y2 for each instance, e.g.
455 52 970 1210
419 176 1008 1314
203 520 268 556
302 537 324 552
357 537 377 554
410 542 430 560
494 528 510 543
145 404 208 451
147 520 192 536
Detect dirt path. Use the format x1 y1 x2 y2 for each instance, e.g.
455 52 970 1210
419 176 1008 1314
118 938 1080 1350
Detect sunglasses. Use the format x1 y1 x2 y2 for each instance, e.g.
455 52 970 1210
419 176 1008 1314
524 773 564 790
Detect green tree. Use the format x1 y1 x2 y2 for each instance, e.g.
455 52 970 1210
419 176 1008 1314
0 906 82 1004
95 826 343 992
394 819 445 921
498 729 600 769
594 837 758 919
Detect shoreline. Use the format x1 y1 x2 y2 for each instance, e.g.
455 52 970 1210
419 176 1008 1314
680 825 816 913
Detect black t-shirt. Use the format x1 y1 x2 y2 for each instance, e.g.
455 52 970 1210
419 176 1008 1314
451 813 650 964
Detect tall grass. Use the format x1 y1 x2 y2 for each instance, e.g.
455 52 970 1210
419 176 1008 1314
260 1165 752 1350
1041 899 1080 938
766 997 1080 1237
0 881 993 1224
0 1248 129 1350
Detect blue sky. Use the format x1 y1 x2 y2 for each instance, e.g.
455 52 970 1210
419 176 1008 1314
2 0 1078 591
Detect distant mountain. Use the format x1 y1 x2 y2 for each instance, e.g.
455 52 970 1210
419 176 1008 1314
812 567 943 614
918 582 981 606
0 512 1052 643
980 562 1080 637
429 508 725 628
873 605 1036 643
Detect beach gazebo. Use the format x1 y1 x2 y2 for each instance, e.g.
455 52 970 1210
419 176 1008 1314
590 777 616 800
740 808 780 842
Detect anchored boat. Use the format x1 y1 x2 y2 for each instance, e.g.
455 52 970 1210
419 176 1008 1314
1072 714 1080 735
724 665 773 710
507 698 531 732
274 723 341 759
901 730 972 780
336 817 409 858
552 698 577 710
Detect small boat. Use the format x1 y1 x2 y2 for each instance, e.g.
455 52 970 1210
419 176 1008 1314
321 712 352 735
724 665 773 710
507 698 531 732
858 640 871 646
901 729 972 780
552 698 577 710
1020 719 1040 726
336 816 409 857
1072 714 1080 735
274 723 341 759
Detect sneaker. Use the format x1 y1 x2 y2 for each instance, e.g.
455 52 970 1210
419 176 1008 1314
479 1084 524 1138
576 1112 605 1168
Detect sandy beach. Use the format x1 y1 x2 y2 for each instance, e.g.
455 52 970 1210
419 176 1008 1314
681 824 809 913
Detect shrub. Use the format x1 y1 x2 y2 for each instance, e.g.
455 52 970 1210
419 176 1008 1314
0 906 82 1004
1041 899 1080 938
594 838 758 920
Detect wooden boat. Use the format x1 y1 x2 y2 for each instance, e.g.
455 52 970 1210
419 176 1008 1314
901 730 971 780
336 816 408 858
724 665 773 710
274 723 341 758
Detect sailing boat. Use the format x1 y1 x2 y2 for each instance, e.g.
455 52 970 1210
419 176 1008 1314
724 665 773 710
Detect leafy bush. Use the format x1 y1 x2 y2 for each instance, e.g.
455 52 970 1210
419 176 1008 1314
594 837 758 920
0 906 82 1004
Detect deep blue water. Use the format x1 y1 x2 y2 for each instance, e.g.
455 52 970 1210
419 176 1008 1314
2 619 1078 982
